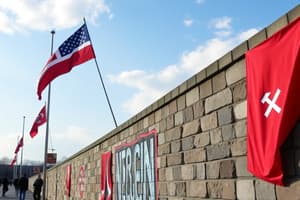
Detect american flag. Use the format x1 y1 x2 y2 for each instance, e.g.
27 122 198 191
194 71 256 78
59 25 91 57
37 23 95 100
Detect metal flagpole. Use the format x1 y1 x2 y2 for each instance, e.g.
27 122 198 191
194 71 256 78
83 18 118 128
19 116 25 178
42 30 55 200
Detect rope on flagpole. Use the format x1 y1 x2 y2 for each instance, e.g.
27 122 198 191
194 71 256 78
83 18 118 128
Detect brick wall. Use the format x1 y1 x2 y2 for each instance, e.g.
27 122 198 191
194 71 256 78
29 4 300 200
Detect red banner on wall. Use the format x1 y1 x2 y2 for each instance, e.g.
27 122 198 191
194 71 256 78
78 165 85 199
100 151 112 200
65 164 72 197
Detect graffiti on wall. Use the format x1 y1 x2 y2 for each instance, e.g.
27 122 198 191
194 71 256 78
100 151 112 200
115 129 157 200
78 165 85 198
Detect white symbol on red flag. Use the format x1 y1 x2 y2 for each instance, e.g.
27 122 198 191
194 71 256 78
261 88 282 118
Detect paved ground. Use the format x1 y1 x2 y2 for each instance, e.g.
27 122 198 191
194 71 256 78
0 186 34 200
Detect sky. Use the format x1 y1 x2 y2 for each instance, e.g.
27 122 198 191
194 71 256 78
0 0 298 163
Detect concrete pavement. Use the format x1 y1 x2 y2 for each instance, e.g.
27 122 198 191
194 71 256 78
0 185 34 200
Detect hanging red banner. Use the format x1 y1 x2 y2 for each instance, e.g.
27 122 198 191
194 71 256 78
65 164 72 197
100 151 112 200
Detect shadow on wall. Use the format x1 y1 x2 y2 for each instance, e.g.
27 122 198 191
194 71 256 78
281 121 300 185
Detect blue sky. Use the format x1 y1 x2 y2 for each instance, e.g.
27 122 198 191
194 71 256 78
0 0 298 162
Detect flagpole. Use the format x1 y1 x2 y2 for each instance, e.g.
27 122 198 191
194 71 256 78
42 30 55 200
83 18 118 128
19 116 25 178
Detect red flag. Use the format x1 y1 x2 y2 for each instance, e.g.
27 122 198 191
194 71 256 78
37 24 95 100
246 17 300 185
10 154 17 167
100 151 112 200
14 137 23 154
30 105 47 138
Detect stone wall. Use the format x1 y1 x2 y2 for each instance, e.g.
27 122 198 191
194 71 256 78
29 4 300 200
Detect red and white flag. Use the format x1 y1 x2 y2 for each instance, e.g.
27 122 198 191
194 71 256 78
246 17 300 185
37 24 95 100
30 105 47 138
10 154 17 167
14 137 23 154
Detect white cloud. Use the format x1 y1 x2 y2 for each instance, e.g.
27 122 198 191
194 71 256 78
109 27 258 115
184 19 193 27
0 0 111 34
211 16 232 30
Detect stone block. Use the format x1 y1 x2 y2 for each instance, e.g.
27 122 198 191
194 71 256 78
237 180 255 200
276 180 300 200
160 119 167 132
196 163 206 179
171 140 181 153
158 143 170 155
206 161 220 179
232 41 248 61
171 87 179 99
182 119 201 137
236 156 252 177
159 168 166 181
177 95 186 111
207 143 230 161
167 153 183 166
234 119 246 138
175 182 186 196
234 100 247 120
212 71 226 93
169 100 178 114
219 51 232 70
206 61 219 77
193 100 204 119
181 164 196 180
210 128 222 144
201 112 218 131
186 181 207 198
233 80 246 102
184 148 206 164
194 132 210 148
179 81 188 94
205 88 232 114
220 160 236 178
218 106 233 126
168 182 176 196
186 87 199 107
225 59 246 86
173 166 182 180
231 138 247 156
288 4 300 22
200 79 212 99
248 29 267 49
207 180 236 199
182 136 194 151
183 106 194 123
255 179 276 200
158 182 168 196
159 155 167 168
166 167 173 181
266 15 288 37
222 124 235 141
166 115 175 130
165 127 182 142
196 69 206 83
174 111 184 126
158 133 165 145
